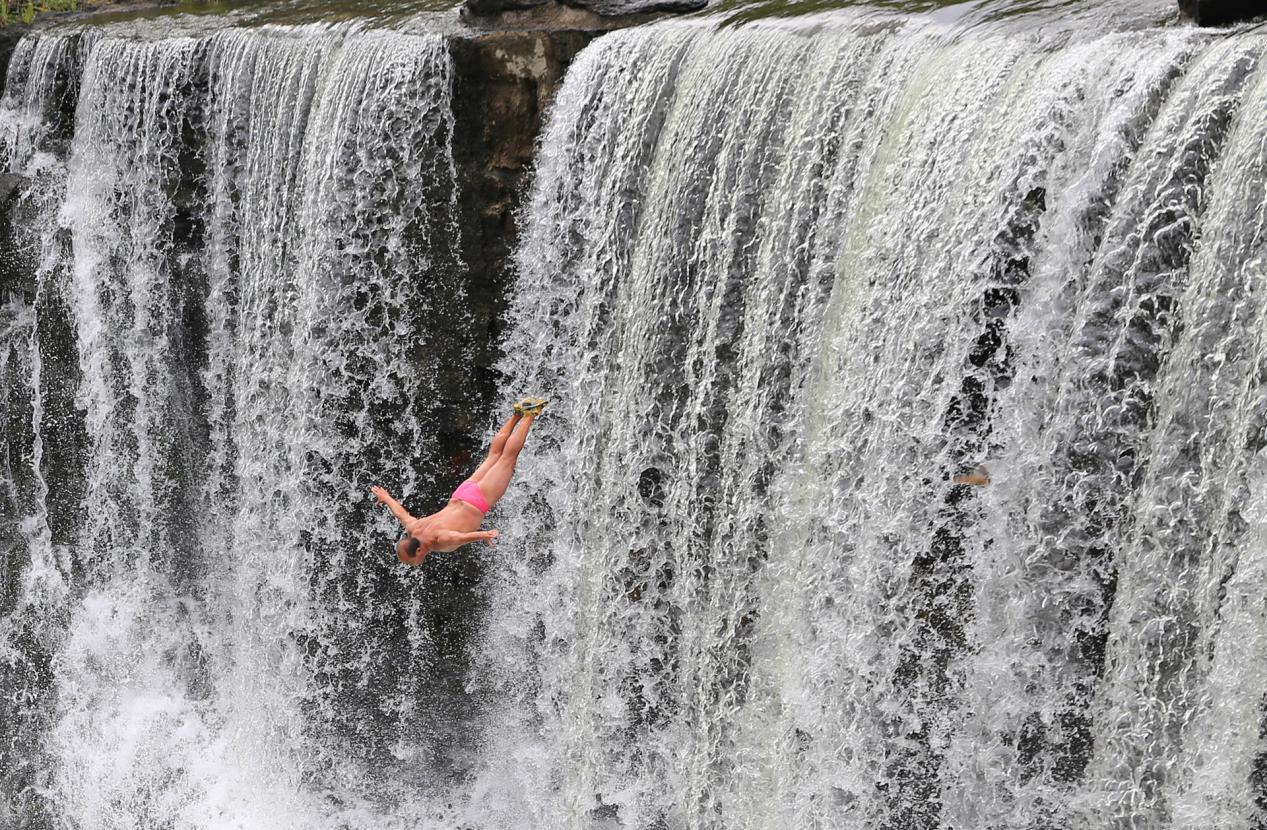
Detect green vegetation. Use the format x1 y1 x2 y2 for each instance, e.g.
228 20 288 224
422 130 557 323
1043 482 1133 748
12 0 459 29
0 0 79 27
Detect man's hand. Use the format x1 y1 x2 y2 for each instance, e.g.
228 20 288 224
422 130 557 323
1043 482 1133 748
372 485 416 528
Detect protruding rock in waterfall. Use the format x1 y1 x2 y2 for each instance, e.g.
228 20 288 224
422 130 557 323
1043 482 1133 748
1179 0 1266 25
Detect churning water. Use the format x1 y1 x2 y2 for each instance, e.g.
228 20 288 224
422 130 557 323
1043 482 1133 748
3 2 1267 828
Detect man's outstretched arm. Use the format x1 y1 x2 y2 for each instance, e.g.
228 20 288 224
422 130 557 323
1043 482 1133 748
371 486 416 528
435 529 500 550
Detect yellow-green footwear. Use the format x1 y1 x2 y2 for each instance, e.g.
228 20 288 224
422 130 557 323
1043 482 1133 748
515 396 548 416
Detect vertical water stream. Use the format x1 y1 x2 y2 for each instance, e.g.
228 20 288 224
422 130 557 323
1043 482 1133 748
2 21 472 828
483 12 1267 830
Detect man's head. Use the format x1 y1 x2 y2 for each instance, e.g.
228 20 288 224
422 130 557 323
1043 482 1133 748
396 536 428 565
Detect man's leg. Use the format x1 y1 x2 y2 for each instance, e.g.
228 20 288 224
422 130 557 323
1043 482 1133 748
470 413 520 483
476 414 535 507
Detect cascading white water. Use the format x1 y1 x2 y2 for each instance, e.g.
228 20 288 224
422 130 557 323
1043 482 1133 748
1 28 89 828
2 20 472 829
4 3 1267 829
481 8 1267 830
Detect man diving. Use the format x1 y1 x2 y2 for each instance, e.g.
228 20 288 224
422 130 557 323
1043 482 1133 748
372 397 546 566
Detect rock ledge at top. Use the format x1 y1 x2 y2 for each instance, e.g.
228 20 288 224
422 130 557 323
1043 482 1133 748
1178 0 1266 25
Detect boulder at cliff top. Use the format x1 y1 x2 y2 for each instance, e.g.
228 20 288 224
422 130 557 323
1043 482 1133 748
1179 0 1266 25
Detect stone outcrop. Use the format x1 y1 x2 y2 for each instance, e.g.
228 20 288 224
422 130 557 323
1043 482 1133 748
448 29 594 377
0 27 25 91
0 173 24 210
0 173 28 294
1179 0 1266 25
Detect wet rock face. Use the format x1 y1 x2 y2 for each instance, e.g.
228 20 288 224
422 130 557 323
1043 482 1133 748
0 28 25 91
448 29 596 394
1179 0 1266 25
0 174 30 298
0 174 25 217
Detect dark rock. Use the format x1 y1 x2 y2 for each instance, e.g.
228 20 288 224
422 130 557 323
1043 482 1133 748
1178 0 1266 25
0 173 26 210
0 174 31 297
0 26 28 93
448 28 597 398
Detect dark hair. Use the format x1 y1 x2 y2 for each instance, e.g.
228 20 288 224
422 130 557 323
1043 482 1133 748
397 536 421 563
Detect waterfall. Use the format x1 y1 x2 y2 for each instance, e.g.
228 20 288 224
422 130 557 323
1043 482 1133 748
2 21 474 828
4 3 1267 829
484 11 1267 830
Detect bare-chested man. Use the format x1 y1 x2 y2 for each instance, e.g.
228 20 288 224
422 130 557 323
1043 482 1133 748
372 398 545 566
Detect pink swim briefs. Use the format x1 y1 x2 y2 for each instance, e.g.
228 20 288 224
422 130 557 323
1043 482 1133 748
452 479 490 514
